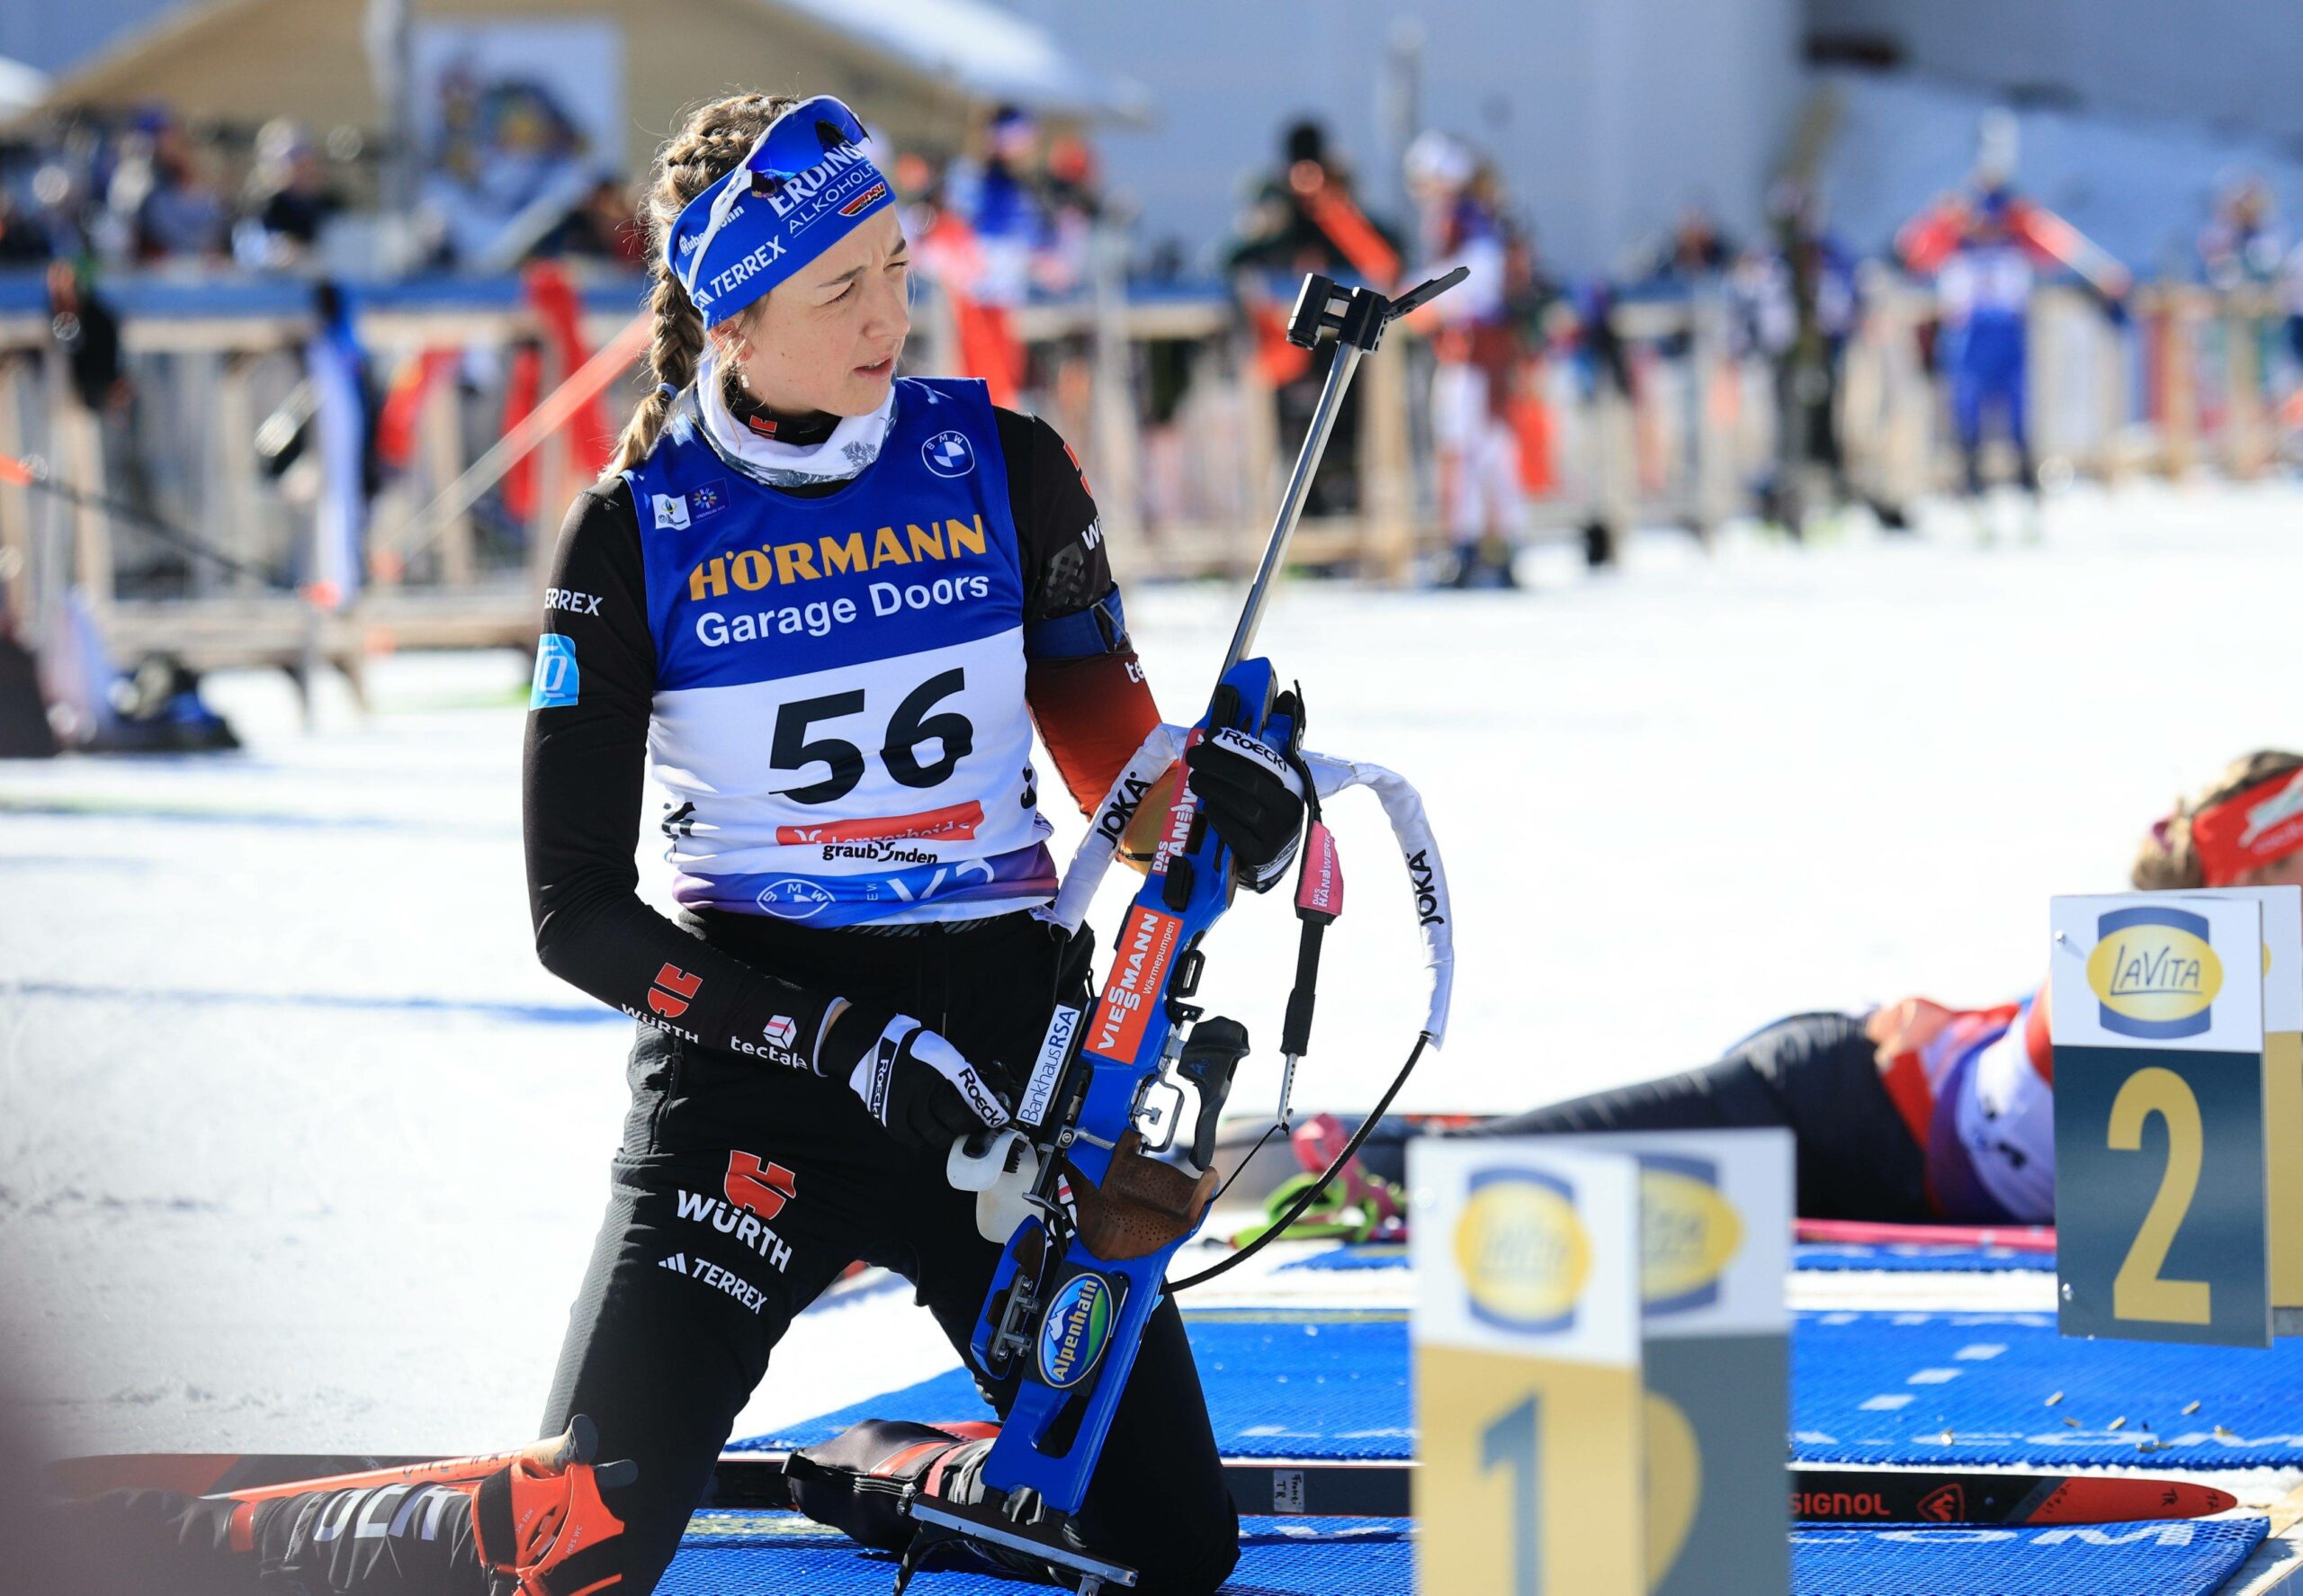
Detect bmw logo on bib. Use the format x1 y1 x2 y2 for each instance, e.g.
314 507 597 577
756 879 836 919
923 430 976 478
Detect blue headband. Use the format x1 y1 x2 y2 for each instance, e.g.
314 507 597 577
666 95 896 327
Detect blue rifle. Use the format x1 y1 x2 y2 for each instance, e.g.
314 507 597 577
898 265 1466 1593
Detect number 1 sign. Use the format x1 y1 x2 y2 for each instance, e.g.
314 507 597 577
2051 892 2271 1347
1411 1140 1646 1593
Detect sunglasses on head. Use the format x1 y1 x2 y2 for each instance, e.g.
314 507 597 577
673 96 876 298
743 99 870 196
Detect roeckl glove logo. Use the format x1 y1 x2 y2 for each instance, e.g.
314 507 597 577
863 1030 901 1122
1208 724 1289 779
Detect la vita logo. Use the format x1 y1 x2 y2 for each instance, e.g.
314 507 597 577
1456 1169 1591 1333
1639 1155 1743 1316
2086 905 2223 1040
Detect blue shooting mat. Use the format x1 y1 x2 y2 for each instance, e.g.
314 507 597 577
1275 1241 2051 1273
1788 1517 2266 1596
657 1511 2266 1596
1795 1310 2303 1467
736 1313 1413 1460
657 1513 1409 1594
741 1306 2303 1470
1277 1243 1410 1271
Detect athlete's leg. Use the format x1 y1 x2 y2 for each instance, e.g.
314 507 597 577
51 1457 608 1595
539 1028 860 1594
884 1172 1240 1596
872 914 1240 1595
1947 331 1988 496
1423 1013 1930 1220
49 1489 266 1595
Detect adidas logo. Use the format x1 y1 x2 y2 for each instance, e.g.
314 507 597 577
659 1253 688 1275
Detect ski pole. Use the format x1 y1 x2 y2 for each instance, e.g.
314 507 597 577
0 452 297 593
209 1419 613 1505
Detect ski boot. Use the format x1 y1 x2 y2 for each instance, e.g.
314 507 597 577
469 1432 632 1596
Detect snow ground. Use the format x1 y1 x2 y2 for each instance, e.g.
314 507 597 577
3 480 2299 1460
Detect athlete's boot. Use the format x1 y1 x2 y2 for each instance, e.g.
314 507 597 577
470 1447 632 1596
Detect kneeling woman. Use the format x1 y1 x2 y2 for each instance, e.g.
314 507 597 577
44 94 1296 1596
1324 751 2303 1228
519 94 1305 1593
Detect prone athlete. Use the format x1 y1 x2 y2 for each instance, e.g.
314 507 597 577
1290 750 2303 1233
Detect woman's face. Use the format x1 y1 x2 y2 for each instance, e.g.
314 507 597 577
721 209 910 418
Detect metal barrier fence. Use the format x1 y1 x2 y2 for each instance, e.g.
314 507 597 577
0 270 2290 695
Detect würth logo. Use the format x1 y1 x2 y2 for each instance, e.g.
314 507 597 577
649 964 703 1018
725 1151 798 1221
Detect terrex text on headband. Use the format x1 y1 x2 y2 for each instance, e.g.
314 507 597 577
666 95 897 327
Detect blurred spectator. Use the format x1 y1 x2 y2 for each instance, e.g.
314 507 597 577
950 105 1052 308
2199 175 2284 412
107 108 227 263
1641 201 1735 291
1226 117 1400 284
47 258 129 414
1407 131 1524 587
47 256 165 567
533 175 645 266
2200 175 2281 290
2281 238 2303 388
0 189 50 264
1225 117 1402 517
914 106 1091 407
235 119 343 269
1901 181 2128 502
1037 130 1099 294
1736 183 1862 535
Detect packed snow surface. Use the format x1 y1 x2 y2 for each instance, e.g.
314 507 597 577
3 482 2296 1457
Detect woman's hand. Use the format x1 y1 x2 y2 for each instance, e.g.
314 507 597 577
1866 997 1956 1063
817 1007 1011 1150
1183 727 1306 892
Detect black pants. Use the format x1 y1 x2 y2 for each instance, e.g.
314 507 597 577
542 910 1239 1595
1365 1012 1931 1221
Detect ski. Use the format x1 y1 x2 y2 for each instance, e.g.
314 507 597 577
1796 1218 2057 1254
683 1455 2250 1526
54 1448 2235 1527
1787 1466 2233 1526
44 1421 601 1503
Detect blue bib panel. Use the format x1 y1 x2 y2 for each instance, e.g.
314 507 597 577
626 377 1054 928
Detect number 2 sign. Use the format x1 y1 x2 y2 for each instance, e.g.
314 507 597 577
2051 893 2272 1348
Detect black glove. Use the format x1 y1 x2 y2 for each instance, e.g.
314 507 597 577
817 1005 1011 1149
1184 725 1305 891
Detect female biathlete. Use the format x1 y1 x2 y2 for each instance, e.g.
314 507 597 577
521 90 1298 1595
1304 751 2303 1231
54 93 1294 1596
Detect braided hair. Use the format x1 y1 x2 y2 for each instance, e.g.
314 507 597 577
606 93 797 476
